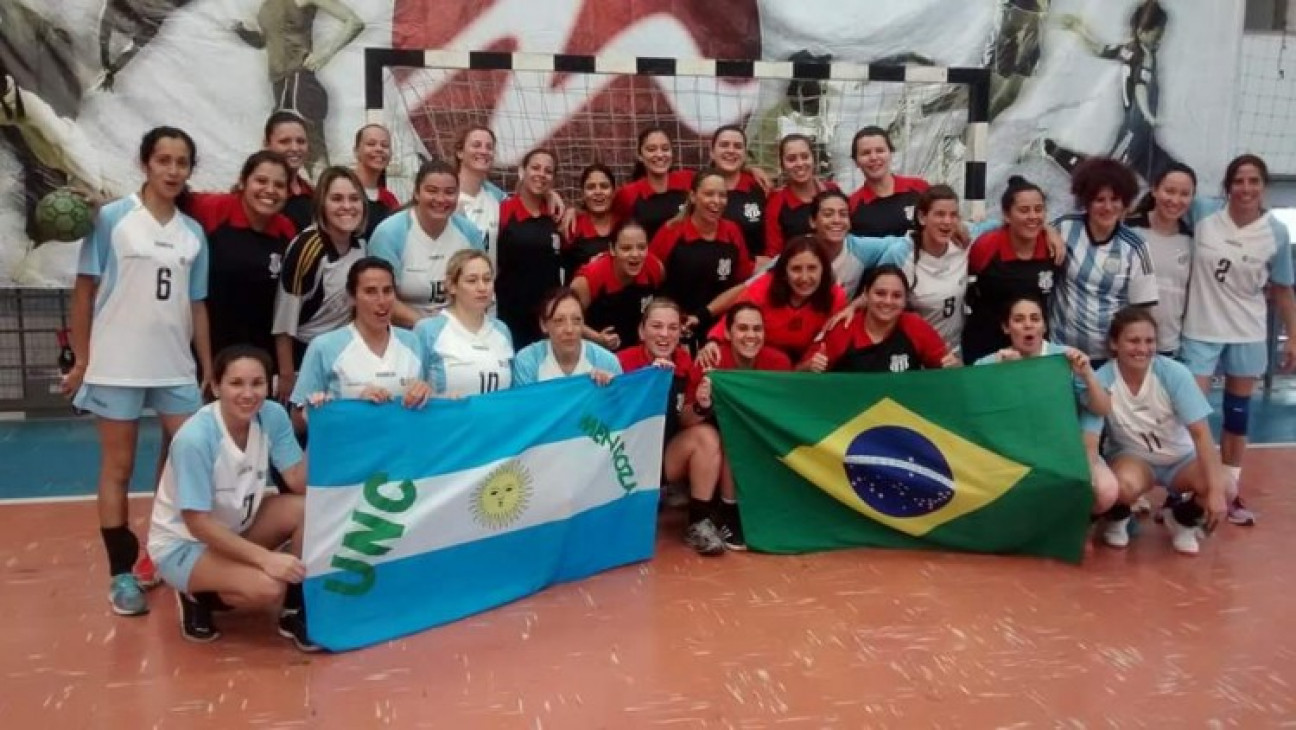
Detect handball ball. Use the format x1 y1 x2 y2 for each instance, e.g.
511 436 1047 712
34 188 94 244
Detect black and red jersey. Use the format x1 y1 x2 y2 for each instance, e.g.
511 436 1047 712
706 271 848 361
811 311 947 373
282 176 315 234
612 170 693 242
848 175 928 238
723 171 767 258
563 212 614 282
684 345 791 423
649 217 752 319
496 196 562 349
576 252 665 350
763 181 838 257
186 192 297 369
617 344 693 439
961 227 1057 362
365 187 401 240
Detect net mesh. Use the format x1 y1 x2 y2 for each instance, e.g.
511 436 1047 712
375 62 972 203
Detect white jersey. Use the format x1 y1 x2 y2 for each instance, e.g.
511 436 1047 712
148 401 302 559
1084 356 1212 466
369 209 484 317
77 194 208 386
1126 214 1192 353
289 324 424 405
1049 214 1158 359
457 181 505 266
272 228 366 343
414 310 514 396
512 340 622 386
1185 209 1294 343
904 243 969 353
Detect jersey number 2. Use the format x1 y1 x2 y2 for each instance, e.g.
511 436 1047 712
156 267 172 301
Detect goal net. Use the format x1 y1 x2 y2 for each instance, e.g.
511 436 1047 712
364 49 989 217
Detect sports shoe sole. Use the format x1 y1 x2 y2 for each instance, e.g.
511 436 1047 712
277 625 323 653
175 593 220 643
107 593 149 617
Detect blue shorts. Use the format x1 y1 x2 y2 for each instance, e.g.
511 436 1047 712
1110 450 1196 488
154 540 207 593
73 383 202 420
1179 338 1268 379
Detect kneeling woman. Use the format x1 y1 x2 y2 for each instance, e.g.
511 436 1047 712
147 346 316 650
616 299 725 556
685 303 791 550
1087 308 1229 554
974 296 1118 517
290 258 432 430
513 289 621 386
802 265 957 373
415 250 515 397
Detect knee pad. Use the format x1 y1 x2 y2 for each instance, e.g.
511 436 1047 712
1222 392 1251 437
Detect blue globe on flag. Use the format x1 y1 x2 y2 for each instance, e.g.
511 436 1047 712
843 426 956 518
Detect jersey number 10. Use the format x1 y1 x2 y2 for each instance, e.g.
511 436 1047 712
479 372 501 393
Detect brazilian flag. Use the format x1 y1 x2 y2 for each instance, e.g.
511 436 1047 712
710 357 1094 563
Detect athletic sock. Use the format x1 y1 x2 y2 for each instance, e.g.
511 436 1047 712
100 526 139 576
1104 503 1132 522
687 498 711 526
1171 498 1205 528
283 583 304 612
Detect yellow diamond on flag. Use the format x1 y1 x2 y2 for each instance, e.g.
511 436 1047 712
779 398 1030 536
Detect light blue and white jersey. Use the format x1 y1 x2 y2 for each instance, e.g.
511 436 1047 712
290 324 424 405
1082 356 1211 465
1048 214 1158 359
973 340 1064 365
833 233 912 297
78 194 208 386
414 310 514 396
512 340 622 386
458 180 507 264
369 209 484 317
1126 214 1192 353
1185 208 1294 343
147 401 302 558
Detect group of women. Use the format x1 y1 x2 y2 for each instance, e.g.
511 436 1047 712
63 110 1292 648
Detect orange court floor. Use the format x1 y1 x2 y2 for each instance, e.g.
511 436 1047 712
1 447 1294 728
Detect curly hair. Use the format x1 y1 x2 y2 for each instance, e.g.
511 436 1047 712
1070 157 1139 208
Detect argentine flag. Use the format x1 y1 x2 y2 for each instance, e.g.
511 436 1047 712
302 368 671 651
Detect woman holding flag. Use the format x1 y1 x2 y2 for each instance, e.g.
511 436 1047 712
512 288 621 386
415 249 515 397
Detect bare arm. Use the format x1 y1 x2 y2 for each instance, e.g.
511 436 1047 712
62 275 97 396
302 0 366 71
191 301 212 392
1273 285 1296 372
275 333 296 402
1185 420 1227 530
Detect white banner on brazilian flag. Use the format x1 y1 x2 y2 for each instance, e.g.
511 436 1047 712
302 368 671 652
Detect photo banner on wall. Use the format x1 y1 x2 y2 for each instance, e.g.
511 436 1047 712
0 0 1242 287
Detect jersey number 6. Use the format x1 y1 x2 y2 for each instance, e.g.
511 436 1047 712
156 267 173 301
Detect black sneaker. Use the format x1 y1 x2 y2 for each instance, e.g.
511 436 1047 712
717 504 747 551
278 608 323 653
176 592 220 643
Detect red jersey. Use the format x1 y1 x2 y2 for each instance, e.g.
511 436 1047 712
706 271 848 359
649 217 752 317
612 169 693 242
684 345 791 408
763 181 838 257
577 252 665 349
809 311 947 373
617 344 693 439
848 175 928 238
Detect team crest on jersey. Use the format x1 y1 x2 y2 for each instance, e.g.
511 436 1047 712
889 354 910 373
551 233 562 253
743 202 761 222
716 257 733 279
640 295 653 311
268 253 283 277
1102 256 1121 274
904 205 916 220
1038 270 1054 293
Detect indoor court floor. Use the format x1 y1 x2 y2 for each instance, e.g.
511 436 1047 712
2 392 1295 728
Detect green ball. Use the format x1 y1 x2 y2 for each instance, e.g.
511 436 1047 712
33 188 94 244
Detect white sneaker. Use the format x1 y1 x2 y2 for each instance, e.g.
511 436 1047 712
1102 517 1131 548
1167 520 1201 555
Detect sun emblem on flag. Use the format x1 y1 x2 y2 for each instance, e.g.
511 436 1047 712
470 460 533 530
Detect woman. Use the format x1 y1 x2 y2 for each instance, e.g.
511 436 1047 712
847 126 930 237
613 126 695 242
454 124 508 256
1126 163 1195 357
147 345 317 650
261 111 316 232
369 159 484 327
685 303 792 551
351 123 400 239
808 190 909 298
414 250 515 397
1181 154 1296 527
1049 157 1158 364
803 265 956 373
290 258 431 431
764 133 837 258
187 151 296 380
65 126 212 616
497 148 563 348
571 220 665 352
512 289 621 386
974 296 1118 517
649 168 753 342
1086 308 1229 554
701 235 847 362
616 299 725 557
962 175 1059 362
709 125 767 259
564 164 617 281
272 166 368 399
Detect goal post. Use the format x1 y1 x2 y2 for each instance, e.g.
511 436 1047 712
363 48 990 219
